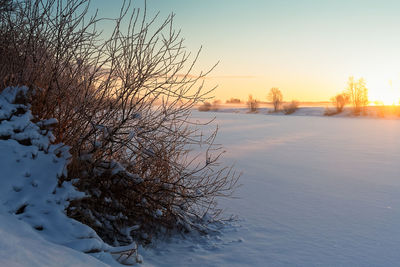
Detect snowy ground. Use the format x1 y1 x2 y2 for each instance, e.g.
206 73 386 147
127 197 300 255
141 111 400 266
0 87 133 266
2 89 400 266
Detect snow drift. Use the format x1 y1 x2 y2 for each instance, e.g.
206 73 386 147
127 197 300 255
0 87 139 266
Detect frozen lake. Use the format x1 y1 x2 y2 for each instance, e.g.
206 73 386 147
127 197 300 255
143 111 400 266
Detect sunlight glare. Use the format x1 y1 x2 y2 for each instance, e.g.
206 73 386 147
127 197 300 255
365 74 400 106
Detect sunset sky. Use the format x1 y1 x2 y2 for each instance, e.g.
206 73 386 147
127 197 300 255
97 0 400 104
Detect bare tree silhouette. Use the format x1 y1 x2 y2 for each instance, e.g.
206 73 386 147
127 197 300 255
346 76 368 115
268 88 283 112
247 94 259 112
331 93 349 113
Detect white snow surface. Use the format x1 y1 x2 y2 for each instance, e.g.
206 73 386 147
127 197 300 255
0 87 119 266
140 111 400 266
2 85 400 266
0 214 108 267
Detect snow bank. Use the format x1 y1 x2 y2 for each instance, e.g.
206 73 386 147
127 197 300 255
0 87 138 266
0 214 108 267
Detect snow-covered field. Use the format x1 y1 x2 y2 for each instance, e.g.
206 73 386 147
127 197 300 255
2 93 400 266
142 111 400 266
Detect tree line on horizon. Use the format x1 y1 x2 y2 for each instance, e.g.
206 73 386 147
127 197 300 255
199 87 299 114
200 76 371 116
247 88 299 114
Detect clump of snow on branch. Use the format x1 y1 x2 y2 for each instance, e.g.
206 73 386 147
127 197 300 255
0 87 141 266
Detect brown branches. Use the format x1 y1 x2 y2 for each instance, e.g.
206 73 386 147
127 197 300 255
247 94 259 113
1 0 238 245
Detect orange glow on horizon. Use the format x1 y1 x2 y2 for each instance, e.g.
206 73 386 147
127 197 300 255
205 74 400 106
366 75 400 106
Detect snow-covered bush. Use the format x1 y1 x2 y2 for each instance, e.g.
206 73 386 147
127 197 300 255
0 86 144 265
0 86 55 150
0 0 238 246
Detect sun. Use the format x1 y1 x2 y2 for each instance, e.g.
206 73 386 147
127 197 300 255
369 91 400 106
381 95 400 106
366 76 400 106
370 91 400 106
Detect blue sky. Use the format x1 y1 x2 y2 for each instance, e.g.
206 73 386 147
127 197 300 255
94 0 400 103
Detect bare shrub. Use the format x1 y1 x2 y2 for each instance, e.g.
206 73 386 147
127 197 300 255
226 98 241 104
0 0 238 245
325 92 349 116
331 93 349 113
198 102 213 111
247 95 259 113
268 88 283 112
283 100 299 115
198 100 220 111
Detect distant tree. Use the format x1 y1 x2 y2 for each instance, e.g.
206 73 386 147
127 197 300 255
226 98 241 104
247 94 259 113
268 88 283 112
346 76 368 115
198 99 221 112
331 93 349 113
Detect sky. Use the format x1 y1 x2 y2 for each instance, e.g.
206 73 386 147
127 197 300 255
95 0 400 104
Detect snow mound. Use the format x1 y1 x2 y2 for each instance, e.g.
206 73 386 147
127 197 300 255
0 214 109 267
0 87 139 266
